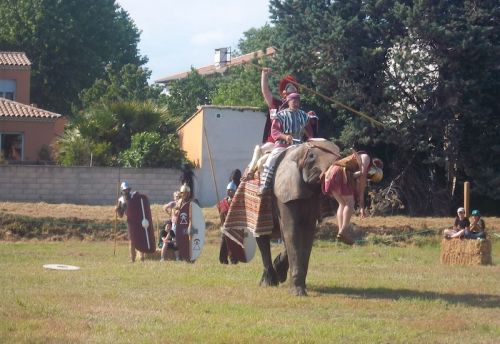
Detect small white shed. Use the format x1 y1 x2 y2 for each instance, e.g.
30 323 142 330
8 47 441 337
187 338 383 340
177 105 266 206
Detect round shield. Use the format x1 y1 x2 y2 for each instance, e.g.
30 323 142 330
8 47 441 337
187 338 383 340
43 264 80 271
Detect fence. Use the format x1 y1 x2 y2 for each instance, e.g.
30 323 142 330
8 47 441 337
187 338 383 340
0 165 180 205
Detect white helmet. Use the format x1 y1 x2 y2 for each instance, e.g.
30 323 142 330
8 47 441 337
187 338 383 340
120 181 130 191
227 181 237 191
368 166 383 183
179 184 191 193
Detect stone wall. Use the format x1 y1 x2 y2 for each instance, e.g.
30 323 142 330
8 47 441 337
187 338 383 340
0 165 180 205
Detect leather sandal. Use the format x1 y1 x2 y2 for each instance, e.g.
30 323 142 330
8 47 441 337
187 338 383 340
337 232 354 245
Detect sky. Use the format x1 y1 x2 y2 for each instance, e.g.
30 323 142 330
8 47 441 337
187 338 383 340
116 0 272 83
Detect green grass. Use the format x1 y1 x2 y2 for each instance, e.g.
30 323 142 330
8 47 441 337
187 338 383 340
0 239 499 343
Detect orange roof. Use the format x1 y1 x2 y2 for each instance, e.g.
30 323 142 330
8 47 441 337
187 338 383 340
0 98 61 119
155 47 276 84
0 52 31 66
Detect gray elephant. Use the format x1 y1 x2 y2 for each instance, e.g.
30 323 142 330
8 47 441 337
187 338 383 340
255 139 340 296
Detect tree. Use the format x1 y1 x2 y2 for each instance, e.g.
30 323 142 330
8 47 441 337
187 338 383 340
164 69 219 120
79 64 163 109
237 24 276 55
119 132 186 168
268 0 500 214
55 101 185 167
210 65 267 108
0 0 145 115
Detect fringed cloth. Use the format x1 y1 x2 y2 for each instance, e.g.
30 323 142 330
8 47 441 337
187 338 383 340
222 176 277 248
222 175 337 248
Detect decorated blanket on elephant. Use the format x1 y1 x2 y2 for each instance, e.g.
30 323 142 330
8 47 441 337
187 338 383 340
221 174 337 248
222 176 278 246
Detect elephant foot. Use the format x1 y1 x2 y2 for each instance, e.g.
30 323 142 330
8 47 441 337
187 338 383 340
290 285 308 297
259 269 279 287
273 253 289 284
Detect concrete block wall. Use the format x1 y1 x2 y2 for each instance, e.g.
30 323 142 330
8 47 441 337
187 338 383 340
0 165 181 205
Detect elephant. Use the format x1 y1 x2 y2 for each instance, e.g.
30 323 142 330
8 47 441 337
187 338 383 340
255 139 340 296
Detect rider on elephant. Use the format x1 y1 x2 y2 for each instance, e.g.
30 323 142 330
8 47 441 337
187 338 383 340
322 150 383 245
260 68 301 144
258 92 314 195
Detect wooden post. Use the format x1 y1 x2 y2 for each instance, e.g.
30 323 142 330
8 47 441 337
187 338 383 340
464 181 470 216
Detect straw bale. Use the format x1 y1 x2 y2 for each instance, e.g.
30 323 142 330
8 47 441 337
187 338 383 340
440 238 492 265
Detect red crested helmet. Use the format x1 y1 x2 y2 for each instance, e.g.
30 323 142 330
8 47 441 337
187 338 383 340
279 75 299 98
372 158 383 169
307 111 318 119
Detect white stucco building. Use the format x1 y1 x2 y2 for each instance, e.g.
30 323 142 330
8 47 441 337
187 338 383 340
177 105 266 206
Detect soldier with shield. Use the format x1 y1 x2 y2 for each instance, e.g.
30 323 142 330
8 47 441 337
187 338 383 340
115 181 156 261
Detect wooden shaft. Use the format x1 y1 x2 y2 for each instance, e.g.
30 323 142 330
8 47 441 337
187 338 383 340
203 126 221 205
464 181 470 216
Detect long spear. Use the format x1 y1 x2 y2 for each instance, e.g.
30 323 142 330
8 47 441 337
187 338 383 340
247 61 385 128
203 126 221 205
113 167 121 256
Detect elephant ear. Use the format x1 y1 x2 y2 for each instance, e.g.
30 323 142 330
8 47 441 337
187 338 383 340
274 146 312 203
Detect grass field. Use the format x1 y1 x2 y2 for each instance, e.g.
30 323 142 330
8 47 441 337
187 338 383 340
0 203 499 343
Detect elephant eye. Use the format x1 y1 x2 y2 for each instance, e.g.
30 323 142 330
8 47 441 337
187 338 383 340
305 152 315 166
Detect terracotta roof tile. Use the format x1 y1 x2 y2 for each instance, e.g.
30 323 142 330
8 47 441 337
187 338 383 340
0 98 61 119
155 47 276 83
0 52 31 66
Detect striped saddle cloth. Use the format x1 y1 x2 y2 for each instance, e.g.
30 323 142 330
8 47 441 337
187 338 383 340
222 176 277 246
221 175 336 247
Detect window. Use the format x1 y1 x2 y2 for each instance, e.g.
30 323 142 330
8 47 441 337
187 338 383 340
0 79 16 100
0 133 23 161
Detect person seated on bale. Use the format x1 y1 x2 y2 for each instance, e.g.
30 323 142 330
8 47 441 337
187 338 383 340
443 207 470 239
464 209 486 240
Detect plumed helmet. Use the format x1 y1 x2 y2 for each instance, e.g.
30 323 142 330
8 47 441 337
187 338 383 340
307 111 318 119
227 181 237 191
279 75 299 97
372 158 383 169
179 184 191 193
368 166 383 183
120 181 130 191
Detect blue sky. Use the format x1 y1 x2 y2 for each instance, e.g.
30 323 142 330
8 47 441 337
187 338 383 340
116 0 271 83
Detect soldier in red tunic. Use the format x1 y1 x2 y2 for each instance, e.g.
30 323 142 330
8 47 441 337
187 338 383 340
115 181 145 262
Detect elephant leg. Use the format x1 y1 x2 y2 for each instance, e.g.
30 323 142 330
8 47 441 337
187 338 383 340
279 200 318 296
219 235 229 264
256 235 278 287
273 250 289 283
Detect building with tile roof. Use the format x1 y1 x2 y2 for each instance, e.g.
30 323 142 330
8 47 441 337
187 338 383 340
0 52 66 163
0 52 31 105
155 47 276 85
